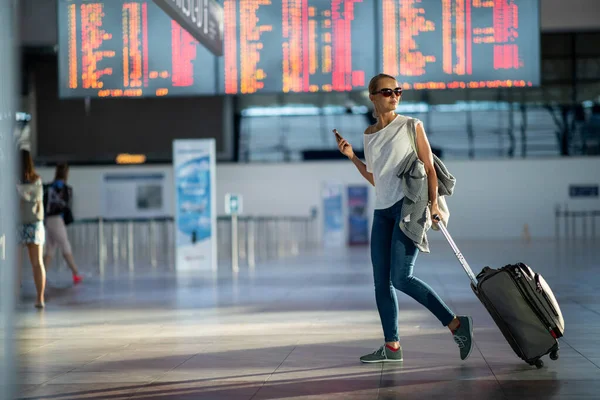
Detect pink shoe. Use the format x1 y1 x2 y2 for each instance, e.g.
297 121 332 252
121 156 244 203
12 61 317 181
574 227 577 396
73 275 83 284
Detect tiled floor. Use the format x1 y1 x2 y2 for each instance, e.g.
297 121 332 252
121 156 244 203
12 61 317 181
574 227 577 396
14 237 600 399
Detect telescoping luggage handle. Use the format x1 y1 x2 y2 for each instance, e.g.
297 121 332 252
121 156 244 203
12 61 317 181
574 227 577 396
433 215 478 287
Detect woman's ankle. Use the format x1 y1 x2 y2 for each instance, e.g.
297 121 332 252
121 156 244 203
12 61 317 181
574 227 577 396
385 341 400 350
447 316 460 332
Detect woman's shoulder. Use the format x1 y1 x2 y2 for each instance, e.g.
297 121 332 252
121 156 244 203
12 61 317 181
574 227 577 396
364 124 377 135
395 114 421 123
30 177 43 188
399 115 423 126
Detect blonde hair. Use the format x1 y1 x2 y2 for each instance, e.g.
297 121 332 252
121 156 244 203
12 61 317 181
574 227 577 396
368 73 397 119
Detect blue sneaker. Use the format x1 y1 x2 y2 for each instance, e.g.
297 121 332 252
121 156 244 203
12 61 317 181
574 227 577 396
453 316 474 360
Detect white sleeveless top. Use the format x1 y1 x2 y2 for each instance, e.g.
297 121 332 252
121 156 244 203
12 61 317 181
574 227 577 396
364 114 417 210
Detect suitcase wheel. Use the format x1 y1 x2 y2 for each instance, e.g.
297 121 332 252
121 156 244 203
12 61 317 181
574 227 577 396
535 359 544 369
550 349 559 361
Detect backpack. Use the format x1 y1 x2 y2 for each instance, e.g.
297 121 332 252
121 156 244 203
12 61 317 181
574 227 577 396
42 183 50 214
44 182 74 225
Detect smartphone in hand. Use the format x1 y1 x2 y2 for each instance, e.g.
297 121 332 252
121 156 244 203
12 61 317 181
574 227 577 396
333 129 343 143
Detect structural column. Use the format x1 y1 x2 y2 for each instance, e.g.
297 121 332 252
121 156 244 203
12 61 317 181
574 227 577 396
0 0 19 398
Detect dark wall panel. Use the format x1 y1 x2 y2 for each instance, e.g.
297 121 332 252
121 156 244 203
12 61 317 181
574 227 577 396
20 0 57 46
34 57 225 163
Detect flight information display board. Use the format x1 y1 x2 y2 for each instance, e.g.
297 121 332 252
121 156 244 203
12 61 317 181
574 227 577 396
57 0 217 98
57 0 541 98
380 0 540 89
219 0 378 94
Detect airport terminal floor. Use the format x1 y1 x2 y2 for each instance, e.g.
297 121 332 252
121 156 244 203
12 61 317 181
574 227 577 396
14 237 600 400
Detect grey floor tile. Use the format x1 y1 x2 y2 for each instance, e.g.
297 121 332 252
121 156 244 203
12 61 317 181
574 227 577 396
255 377 382 399
378 380 505 400
155 367 276 384
129 381 262 399
73 352 195 373
14 239 600 400
17 382 144 400
45 371 163 385
18 371 67 385
254 387 379 400
585 357 600 368
499 379 600 399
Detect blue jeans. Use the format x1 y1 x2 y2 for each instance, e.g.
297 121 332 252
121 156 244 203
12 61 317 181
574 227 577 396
371 198 455 342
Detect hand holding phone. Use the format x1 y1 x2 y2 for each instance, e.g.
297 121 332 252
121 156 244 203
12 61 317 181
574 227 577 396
333 129 354 159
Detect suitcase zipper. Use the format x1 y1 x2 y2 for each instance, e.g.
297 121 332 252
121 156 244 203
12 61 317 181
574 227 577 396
513 263 562 334
535 275 560 318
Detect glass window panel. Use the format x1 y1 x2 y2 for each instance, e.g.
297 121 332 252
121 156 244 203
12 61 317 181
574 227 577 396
240 104 561 161
541 33 573 58
576 33 600 57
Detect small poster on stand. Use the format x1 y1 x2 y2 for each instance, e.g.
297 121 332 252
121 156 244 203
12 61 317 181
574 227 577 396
347 185 369 246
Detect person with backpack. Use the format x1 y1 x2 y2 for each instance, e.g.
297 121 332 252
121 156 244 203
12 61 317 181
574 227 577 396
17 150 47 308
43 163 83 285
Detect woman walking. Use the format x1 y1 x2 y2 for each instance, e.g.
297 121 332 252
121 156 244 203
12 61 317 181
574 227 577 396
335 73 474 363
44 163 82 284
17 150 47 308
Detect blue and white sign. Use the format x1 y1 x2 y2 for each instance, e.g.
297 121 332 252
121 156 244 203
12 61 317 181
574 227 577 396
322 182 344 248
173 139 217 271
225 193 243 215
347 185 369 246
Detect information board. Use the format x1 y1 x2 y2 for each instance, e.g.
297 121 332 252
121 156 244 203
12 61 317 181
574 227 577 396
380 0 540 89
57 0 541 97
219 0 378 94
152 0 224 56
57 0 217 98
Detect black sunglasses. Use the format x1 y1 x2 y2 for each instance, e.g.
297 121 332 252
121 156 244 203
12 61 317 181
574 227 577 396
371 87 403 97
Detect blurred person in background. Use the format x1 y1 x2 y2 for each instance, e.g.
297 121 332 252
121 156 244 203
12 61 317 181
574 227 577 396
43 163 82 284
334 73 474 364
17 149 46 308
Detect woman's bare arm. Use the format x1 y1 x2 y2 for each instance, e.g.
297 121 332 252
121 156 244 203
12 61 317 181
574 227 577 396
335 128 374 186
350 153 374 186
415 123 441 219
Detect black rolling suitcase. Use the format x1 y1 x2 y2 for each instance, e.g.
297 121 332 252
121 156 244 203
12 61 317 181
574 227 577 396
436 221 565 368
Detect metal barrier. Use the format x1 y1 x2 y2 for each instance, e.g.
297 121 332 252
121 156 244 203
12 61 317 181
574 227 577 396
555 205 600 239
51 215 319 276
217 216 318 272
